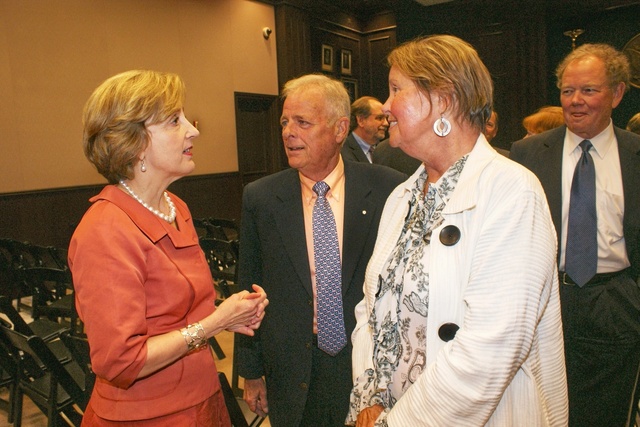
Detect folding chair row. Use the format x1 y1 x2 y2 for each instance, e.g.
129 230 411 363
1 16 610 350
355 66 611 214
0 323 87 427
0 239 70 315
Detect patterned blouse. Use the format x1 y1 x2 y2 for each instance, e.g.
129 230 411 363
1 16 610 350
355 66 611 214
347 155 468 426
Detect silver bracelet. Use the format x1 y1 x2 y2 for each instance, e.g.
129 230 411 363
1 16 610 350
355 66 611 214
181 322 207 352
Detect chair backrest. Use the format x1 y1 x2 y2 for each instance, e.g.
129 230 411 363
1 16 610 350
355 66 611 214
59 331 94 394
0 295 37 337
22 266 73 301
0 294 69 345
49 246 70 271
199 238 239 283
0 323 88 410
27 244 66 270
208 218 239 241
1 239 39 269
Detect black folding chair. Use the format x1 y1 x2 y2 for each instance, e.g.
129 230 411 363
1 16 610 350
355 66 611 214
0 324 87 426
218 372 265 427
59 331 95 397
21 267 74 322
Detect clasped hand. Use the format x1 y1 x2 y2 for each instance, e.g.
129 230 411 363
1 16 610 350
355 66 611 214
217 284 268 336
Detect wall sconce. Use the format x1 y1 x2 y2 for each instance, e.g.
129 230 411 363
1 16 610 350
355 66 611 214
262 27 272 40
563 29 584 50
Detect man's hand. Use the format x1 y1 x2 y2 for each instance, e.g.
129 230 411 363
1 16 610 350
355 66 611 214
243 377 269 417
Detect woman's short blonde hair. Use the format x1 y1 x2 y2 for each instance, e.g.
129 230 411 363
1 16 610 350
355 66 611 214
82 70 185 183
626 112 640 135
523 106 565 136
387 35 493 131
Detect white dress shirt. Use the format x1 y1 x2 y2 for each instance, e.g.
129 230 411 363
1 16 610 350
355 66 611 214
559 121 630 273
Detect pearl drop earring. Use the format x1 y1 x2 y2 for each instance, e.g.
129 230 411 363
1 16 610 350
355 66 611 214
140 159 147 172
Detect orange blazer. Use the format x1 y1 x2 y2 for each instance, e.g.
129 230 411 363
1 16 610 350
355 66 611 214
69 185 219 421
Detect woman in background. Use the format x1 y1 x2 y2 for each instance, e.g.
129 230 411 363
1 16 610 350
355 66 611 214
69 70 268 426
627 111 640 135
348 36 567 426
522 105 565 137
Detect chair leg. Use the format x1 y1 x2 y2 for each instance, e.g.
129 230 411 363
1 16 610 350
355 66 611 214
208 337 225 360
13 389 23 427
7 381 18 423
231 333 242 397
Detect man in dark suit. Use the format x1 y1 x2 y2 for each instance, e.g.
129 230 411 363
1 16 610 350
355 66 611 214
236 75 405 427
511 43 640 427
341 96 388 163
372 139 421 176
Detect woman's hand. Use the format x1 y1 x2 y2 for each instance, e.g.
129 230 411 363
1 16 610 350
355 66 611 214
356 404 384 427
201 285 268 337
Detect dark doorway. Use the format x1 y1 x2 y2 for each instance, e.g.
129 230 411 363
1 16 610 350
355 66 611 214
234 93 282 187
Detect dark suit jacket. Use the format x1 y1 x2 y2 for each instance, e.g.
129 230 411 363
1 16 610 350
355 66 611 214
235 161 405 426
511 124 640 427
510 125 640 281
341 133 371 163
372 139 421 176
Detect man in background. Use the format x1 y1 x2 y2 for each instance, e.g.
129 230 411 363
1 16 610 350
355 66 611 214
483 110 499 143
341 96 388 163
511 43 640 427
483 110 509 156
236 75 405 426
372 139 421 176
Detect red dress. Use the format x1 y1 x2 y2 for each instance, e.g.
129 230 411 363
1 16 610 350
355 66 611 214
69 185 228 425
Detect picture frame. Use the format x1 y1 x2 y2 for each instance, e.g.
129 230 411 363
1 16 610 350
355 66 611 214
342 78 358 103
340 49 352 75
321 44 334 72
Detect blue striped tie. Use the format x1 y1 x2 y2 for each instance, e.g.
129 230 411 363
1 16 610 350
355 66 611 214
565 140 597 287
312 181 347 356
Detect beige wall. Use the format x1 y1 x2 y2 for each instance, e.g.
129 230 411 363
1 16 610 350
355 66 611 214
0 0 278 193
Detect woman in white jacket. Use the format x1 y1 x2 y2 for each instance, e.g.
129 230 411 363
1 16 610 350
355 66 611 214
347 35 568 427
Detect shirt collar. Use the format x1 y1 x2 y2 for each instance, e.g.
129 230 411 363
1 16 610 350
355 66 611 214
352 131 375 152
566 119 615 159
299 157 345 205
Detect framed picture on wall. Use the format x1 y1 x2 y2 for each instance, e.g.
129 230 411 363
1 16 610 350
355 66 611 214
341 49 352 75
322 44 334 72
342 78 358 103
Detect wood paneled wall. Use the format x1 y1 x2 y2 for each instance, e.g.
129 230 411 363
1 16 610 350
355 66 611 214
395 0 640 148
6 0 638 250
275 2 397 104
0 174 243 249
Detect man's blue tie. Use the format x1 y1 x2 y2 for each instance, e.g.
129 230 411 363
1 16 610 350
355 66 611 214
312 181 347 356
565 140 597 287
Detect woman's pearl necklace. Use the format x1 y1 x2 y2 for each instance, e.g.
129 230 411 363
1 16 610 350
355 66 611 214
119 180 176 223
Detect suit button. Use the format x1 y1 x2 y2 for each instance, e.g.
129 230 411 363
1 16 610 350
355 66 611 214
305 342 312 349
439 225 461 246
299 382 308 390
438 322 459 342
308 299 313 306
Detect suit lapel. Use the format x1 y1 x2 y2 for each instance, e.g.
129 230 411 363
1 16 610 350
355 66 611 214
537 127 566 242
273 171 313 296
615 128 640 260
346 134 370 163
342 163 376 295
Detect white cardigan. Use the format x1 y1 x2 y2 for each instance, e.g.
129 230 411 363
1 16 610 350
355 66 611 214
351 137 568 426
